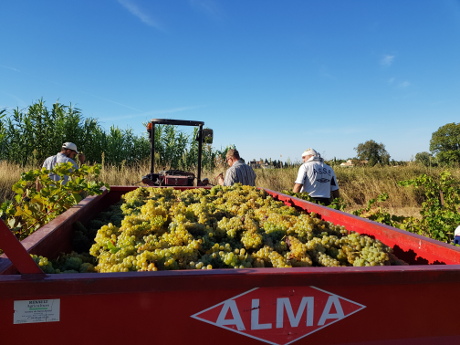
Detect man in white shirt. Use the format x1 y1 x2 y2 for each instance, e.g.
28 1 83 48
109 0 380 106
293 148 339 205
42 142 85 183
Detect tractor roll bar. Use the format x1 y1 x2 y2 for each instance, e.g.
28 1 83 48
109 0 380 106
147 119 205 183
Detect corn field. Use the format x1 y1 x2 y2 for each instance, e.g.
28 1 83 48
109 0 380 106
0 100 227 171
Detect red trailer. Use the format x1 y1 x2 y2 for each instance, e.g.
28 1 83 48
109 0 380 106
1 186 460 345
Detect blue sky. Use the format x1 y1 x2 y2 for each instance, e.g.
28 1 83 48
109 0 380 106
1 0 460 163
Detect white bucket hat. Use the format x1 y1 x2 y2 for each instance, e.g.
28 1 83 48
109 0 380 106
62 142 79 153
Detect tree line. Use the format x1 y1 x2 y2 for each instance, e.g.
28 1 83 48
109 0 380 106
1 100 458 169
349 123 460 167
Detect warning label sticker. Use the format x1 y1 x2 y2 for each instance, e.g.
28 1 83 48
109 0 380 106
14 299 60 324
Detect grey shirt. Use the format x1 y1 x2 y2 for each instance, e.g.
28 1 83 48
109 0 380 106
223 159 256 186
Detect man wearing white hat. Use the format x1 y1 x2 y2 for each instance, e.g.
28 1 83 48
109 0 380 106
42 142 85 183
293 148 339 205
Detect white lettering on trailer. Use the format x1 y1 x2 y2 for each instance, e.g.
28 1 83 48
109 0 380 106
191 286 366 345
216 299 246 331
252 299 272 330
218 295 344 331
318 295 345 325
276 296 314 328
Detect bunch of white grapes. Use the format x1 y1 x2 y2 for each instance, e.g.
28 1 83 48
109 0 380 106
31 252 96 274
89 184 406 272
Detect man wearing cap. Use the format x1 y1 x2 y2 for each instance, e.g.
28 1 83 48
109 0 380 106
42 142 85 183
293 148 339 205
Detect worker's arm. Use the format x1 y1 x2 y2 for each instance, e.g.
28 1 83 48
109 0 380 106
293 183 303 193
331 189 340 199
331 174 339 200
217 173 224 186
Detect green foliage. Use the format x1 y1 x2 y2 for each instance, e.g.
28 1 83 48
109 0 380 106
1 99 151 167
352 193 412 228
399 171 460 242
0 163 109 240
436 150 460 166
328 196 347 211
415 151 435 167
2 100 94 165
351 171 460 244
0 109 6 142
430 122 460 165
354 140 391 166
103 126 150 165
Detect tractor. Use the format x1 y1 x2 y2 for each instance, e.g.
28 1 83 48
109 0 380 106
141 119 213 187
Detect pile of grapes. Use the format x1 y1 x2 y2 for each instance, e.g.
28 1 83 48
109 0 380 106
31 252 96 274
86 184 405 272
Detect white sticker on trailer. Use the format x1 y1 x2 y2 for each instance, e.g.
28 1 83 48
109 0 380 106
13 299 60 324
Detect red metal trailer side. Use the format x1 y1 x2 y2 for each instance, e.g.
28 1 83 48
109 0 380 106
1 186 459 345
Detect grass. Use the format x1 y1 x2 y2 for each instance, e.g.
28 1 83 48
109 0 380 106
0 161 27 201
1 161 457 219
247 164 433 217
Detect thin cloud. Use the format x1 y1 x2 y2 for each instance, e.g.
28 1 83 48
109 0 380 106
0 64 21 72
387 78 411 89
189 0 223 21
81 92 145 112
118 0 163 30
380 54 395 67
12 73 146 113
397 80 411 88
0 92 28 109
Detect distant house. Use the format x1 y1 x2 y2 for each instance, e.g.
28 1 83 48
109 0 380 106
340 159 354 167
249 160 261 168
249 160 274 169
